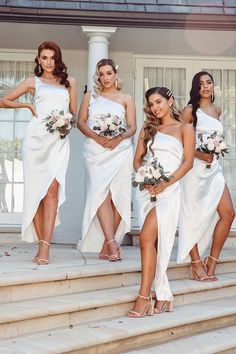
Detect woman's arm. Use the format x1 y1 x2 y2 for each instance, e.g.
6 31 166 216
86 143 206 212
68 77 77 114
133 127 146 171
0 77 36 115
106 94 137 150
148 124 195 195
77 92 109 148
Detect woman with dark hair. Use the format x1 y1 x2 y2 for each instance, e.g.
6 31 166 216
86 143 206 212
78 58 136 261
126 87 194 317
178 71 235 280
0 41 77 264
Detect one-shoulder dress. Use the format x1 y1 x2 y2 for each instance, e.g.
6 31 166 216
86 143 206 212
22 76 70 242
178 109 225 263
78 94 133 252
135 132 183 301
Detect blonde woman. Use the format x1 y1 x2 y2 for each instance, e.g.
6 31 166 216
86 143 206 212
127 87 194 317
78 58 136 261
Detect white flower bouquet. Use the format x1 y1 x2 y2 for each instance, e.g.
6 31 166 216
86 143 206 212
132 156 170 202
43 110 77 139
197 131 229 168
93 112 126 138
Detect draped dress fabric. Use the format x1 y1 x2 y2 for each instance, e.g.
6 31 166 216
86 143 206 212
135 132 183 301
178 109 225 263
22 76 70 242
78 94 133 253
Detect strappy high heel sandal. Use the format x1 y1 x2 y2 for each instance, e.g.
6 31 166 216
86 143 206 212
190 259 215 281
107 239 122 262
32 241 39 263
154 300 174 314
37 240 50 265
204 256 218 280
126 294 154 318
99 241 109 260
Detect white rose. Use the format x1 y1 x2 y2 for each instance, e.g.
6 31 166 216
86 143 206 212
207 142 215 151
135 172 144 183
215 146 221 153
65 112 72 120
105 117 113 126
153 169 162 179
219 141 226 149
52 110 59 117
57 118 66 128
202 135 209 144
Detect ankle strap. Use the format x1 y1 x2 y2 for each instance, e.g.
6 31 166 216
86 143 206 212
191 259 202 264
138 293 151 300
209 255 218 262
40 240 50 246
107 239 116 245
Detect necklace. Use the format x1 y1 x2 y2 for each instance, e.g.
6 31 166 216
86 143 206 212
200 103 211 108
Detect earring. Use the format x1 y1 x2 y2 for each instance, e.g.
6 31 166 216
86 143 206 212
38 64 42 74
115 79 118 89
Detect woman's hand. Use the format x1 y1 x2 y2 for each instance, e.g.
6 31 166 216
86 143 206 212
145 180 167 196
26 103 37 117
93 134 110 148
106 135 123 150
197 151 214 164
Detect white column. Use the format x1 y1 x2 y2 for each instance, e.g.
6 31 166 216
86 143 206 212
82 26 117 90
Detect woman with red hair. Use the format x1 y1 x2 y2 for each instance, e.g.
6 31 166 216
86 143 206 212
0 41 77 264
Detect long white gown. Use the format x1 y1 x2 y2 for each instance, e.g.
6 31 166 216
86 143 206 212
135 132 183 301
178 109 225 263
21 76 70 242
78 94 133 253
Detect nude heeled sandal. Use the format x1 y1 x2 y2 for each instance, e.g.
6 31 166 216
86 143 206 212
37 240 50 265
107 239 122 262
190 259 215 281
204 255 218 280
126 294 154 318
154 300 174 314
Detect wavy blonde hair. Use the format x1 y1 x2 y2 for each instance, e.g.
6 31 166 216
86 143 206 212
93 58 123 96
142 86 181 158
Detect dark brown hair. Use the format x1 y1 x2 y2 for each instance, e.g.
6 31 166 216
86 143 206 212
34 41 70 88
142 86 181 158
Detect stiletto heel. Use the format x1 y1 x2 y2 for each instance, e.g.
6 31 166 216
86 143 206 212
107 239 122 262
190 259 215 281
37 240 50 265
154 300 174 314
204 256 218 280
126 294 154 318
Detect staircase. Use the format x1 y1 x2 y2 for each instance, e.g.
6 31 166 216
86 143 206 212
0 232 235 353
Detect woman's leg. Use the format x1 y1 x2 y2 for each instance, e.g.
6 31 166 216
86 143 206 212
206 185 235 276
37 179 59 262
129 207 157 314
32 200 44 259
97 191 121 258
189 244 214 280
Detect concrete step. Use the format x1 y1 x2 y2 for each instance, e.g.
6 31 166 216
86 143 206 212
0 295 236 354
0 246 235 304
125 324 236 354
1 272 236 339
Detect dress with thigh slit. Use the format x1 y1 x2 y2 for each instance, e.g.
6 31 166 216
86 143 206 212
78 93 133 253
21 76 70 242
135 132 183 301
177 109 225 263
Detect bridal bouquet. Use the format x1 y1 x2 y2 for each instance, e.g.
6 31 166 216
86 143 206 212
132 156 170 202
197 131 229 168
43 110 77 139
92 112 126 138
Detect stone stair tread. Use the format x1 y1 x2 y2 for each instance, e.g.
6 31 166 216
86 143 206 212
125 324 236 354
1 272 236 324
0 295 236 354
0 247 235 287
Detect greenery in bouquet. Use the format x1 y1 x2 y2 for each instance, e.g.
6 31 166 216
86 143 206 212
43 110 77 139
93 112 126 138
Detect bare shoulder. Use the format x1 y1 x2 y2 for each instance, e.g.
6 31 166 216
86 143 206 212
121 92 134 103
139 125 146 139
68 76 76 85
181 104 193 123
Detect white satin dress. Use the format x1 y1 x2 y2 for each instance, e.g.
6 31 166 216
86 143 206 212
178 109 225 263
78 94 133 253
135 132 183 301
22 76 70 242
